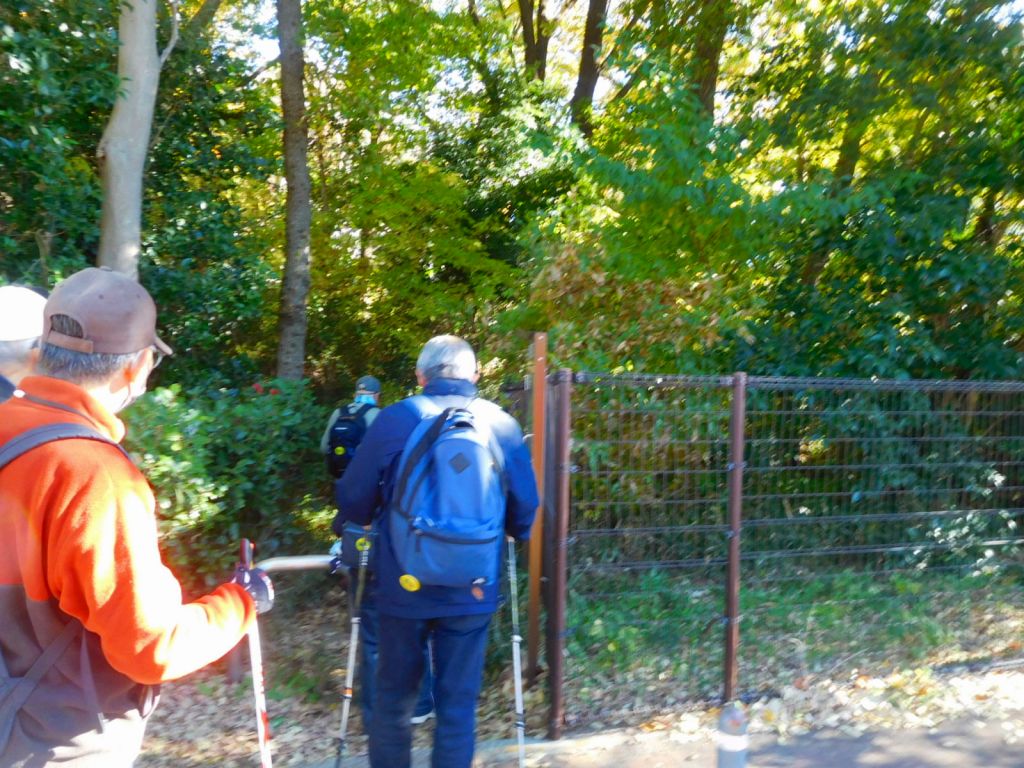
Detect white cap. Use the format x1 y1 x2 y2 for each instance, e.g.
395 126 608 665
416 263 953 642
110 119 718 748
0 285 47 342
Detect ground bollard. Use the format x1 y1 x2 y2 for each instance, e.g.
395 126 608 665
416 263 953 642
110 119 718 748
716 701 748 768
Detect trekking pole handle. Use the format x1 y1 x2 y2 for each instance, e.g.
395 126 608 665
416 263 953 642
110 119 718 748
241 539 254 570
255 554 334 574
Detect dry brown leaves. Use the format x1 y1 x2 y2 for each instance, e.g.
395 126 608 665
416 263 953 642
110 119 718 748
137 589 543 767
136 592 1024 767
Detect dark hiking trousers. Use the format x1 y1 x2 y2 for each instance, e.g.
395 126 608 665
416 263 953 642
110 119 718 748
350 573 434 731
369 612 491 768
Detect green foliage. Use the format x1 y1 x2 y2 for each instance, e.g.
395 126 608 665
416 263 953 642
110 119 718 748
299 0 578 398
124 380 331 589
0 0 117 279
508 1 1024 380
565 565 1023 714
140 22 282 387
4 0 1024 585
510 60 766 373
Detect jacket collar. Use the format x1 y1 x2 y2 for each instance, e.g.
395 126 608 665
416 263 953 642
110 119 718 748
16 376 127 443
422 377 477 398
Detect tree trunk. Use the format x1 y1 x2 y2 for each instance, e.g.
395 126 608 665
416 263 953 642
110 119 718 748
569 0 609 137
97 0 162 280
517 0 537 71
535 0 551 81
692 0 732 116
517 0 550 80
275 0 313 380
467 0 504 111
183 0 223 41
974 189 1002 248
799 112 869 286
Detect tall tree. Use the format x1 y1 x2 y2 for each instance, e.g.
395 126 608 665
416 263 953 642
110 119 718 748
517 0 551 79
275 0 313 379
569 0 609 136
97 0 179 279
691 0 732 115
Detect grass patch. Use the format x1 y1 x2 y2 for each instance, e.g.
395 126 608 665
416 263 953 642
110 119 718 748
560 562 1024 724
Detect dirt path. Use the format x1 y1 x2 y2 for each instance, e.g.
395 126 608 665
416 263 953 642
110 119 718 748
304 712 1024 768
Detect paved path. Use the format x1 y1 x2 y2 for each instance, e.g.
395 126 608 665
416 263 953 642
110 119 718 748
309 712 1024 767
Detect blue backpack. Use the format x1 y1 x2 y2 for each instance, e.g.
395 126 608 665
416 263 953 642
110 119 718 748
0 376 13 402
388 396 506 588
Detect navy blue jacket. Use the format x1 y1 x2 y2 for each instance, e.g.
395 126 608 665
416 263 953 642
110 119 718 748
333 378 539 618
0 375 14 402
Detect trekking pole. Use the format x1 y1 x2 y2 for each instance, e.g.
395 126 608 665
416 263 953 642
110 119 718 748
506 538 527 768
238 553 331 765
334 533 372 768
242 539 273 768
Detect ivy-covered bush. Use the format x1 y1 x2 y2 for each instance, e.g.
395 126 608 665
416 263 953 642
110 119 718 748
124 379 333 590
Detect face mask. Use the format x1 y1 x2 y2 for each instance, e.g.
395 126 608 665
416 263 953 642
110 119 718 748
115 355 149 412
354 393 377 405
116 383 142 413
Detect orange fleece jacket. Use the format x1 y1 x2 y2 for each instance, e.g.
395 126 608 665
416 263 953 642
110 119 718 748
0 376 256 685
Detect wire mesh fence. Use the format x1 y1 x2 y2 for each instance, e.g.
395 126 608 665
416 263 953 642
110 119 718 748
553 372 736 728
548 371 1024 731
739 378 1024 690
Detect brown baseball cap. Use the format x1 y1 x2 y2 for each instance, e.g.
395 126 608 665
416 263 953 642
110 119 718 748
42 267 173 356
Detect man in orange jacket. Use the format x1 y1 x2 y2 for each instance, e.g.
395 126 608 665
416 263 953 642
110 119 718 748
0 267 273 767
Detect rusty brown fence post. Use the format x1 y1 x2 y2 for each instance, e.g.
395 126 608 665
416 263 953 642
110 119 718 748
723 372 747 703
547 368 572 740
527 332 548 683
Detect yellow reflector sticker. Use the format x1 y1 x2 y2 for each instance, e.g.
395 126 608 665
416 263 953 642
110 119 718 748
399 574 421 592
356 537 371 552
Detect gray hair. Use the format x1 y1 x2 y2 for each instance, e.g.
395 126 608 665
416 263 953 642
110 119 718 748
0 338 36 375
415 335 477 382
37 315 142 386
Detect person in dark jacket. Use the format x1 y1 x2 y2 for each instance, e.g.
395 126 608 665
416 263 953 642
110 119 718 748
320 374 382 471
334 334 538 768
326 374 435 728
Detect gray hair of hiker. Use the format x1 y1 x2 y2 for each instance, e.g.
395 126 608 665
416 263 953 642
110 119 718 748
0 339 36 372
38 315 144 386
415 335 477 382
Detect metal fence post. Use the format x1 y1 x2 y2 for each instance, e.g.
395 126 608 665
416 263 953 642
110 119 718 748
547 368 572 740
527 332 548 683
724 372 747 703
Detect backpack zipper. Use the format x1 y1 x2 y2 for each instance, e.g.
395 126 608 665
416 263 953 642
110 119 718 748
412 527 499 546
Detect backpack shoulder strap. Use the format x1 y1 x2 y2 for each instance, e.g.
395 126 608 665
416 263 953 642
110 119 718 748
0 619 80 722
0 423 127 472
467 401 508 491
392 398 453 518
353 402 376 420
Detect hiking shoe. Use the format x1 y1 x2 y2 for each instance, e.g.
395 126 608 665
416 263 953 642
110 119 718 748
410 710 435 725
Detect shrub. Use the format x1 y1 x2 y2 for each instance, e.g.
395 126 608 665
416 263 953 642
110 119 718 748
125 379 332 590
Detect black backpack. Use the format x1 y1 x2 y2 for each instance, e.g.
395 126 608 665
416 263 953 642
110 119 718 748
325 403 377 478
